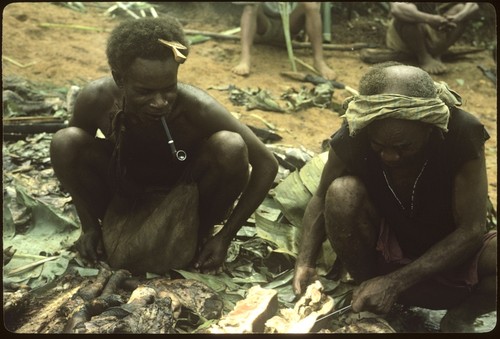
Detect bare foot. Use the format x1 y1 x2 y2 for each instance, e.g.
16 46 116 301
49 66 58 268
420 56 448 74
231 62 250 76
314 60 337 80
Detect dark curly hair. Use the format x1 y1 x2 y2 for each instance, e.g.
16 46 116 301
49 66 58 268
106 16 190 73
359 61 436 98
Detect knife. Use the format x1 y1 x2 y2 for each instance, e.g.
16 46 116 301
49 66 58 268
315 304 352 323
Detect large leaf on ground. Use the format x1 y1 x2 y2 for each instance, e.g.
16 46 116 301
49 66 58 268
255 197 300 256
272 170 311 228
299 151 328 195
257 152 336 275
3 185 80 289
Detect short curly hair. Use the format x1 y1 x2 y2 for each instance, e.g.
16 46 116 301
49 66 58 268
359 61 436 98
106 16 190 73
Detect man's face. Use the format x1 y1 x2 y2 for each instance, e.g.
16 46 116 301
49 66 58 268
367 118 432 169
120 57 179 124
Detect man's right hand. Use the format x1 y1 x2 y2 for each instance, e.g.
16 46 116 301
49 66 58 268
75 229 104 262
292 264 318 295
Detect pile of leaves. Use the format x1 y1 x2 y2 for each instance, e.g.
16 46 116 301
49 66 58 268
212 82 338 114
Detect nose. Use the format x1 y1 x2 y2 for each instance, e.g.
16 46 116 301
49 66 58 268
380 148 400 163
150 93 168 108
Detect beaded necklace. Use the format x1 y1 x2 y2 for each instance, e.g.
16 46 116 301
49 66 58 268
382 160 428 216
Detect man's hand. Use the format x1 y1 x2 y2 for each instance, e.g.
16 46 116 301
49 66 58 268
194 233 229 274
351 275 401 314
75 228 104 262
292 264 318 295
429 14 456 32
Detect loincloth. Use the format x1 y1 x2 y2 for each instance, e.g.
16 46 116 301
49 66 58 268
254 15 286 45
102 182 200 275
376 219 496 289
386 18 446 54
233 2 298 45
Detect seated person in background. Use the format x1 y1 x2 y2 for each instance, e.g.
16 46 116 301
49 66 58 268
292 62 496 333
50 17 278 275
232 2 337 80
387 2 479 74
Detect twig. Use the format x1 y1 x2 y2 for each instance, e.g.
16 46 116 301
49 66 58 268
12 252 50 260
4 116 65 123
7 256 60 276
39 22 107 32
249 113 277 130
150 6 158 18
293 57 320 76
2 56 37 68
307 42 373 51
182 29 372 51
184 28 240 39
117 2 140 19
104 3 119 15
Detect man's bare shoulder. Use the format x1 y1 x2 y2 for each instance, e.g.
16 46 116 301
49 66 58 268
175 82 227 117
177 82 214 105
71 77 121 133
77 77 120 108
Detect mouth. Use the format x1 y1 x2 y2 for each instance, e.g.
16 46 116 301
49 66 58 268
146 112 165 119
382 160 400 168
144 109 170 120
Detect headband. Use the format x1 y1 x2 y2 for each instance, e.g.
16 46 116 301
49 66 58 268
342 81 462 136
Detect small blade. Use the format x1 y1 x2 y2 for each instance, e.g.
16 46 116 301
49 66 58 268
315 304 352 323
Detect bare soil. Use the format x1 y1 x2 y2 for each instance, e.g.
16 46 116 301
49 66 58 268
2 2 496 207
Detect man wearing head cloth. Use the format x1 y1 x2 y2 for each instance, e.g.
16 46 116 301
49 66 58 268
292 62 496 332
50 17 278 275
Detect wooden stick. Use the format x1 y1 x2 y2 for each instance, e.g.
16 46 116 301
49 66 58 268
184 29 240 39
12 253 48 260
293 41 372 51
249 114 277 130
117 2 140 19
39 22 107 32
2 56 36 68
7 256 60 275
183 29 372 51
293 57 320 76
4 116 66 123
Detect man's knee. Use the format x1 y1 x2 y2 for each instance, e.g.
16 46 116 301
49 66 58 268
446 3 465 16
324 176 377 224
50 127 92 166
325 176 368 207
243 3 260 17
299 2 321 13
205 131 249 173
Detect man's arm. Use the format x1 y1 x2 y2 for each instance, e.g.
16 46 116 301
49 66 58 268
390 149 488 286
352 150 488 313
445 3 479 23
187 89 279 268
293 146 348 295
215 123 278 243
390 2 450 29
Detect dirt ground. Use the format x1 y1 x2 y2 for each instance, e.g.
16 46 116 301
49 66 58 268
2 2 498 334
2 2 496 208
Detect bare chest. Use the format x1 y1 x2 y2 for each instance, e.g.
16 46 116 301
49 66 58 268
383 161 429 209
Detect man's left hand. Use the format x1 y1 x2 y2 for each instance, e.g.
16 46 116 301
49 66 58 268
351 275 401 314
194 233 229 273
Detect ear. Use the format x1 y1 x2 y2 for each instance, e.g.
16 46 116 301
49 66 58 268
112 70 125 88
